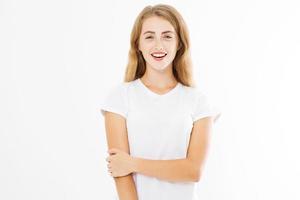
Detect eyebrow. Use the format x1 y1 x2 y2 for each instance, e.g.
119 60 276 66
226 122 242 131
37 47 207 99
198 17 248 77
143 31 175 35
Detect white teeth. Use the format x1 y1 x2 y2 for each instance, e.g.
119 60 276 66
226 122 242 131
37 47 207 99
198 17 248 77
152 53 167 58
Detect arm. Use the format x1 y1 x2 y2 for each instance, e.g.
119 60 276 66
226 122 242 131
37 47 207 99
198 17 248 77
132 116 213 182
104 111 138 200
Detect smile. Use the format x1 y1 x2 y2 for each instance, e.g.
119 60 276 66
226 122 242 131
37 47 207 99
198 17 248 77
151 53 167 58
151 53 167 60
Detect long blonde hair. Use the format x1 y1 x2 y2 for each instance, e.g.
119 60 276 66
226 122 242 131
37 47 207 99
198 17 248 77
123 4 196 87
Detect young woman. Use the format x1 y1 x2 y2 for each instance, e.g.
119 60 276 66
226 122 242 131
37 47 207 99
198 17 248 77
100 4 221 200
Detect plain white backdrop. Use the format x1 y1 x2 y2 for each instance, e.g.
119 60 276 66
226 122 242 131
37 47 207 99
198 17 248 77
1 0 299 199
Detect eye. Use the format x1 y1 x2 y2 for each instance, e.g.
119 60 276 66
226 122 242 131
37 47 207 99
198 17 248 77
145 36 153 39
164 35 172 39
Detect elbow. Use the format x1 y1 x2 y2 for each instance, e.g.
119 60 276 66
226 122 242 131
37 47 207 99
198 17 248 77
187 159 202 182
192 169 201 182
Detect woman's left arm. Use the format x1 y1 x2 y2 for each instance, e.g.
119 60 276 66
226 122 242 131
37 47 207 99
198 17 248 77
106 117 213 182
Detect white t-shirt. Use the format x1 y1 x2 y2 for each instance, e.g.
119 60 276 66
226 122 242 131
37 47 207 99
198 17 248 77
100 78 221 200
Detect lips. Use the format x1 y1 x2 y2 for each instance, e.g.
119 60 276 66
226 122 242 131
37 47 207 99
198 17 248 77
151 52 167 58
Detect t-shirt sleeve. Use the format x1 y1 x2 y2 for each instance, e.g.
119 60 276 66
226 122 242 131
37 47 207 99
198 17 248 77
191 90 222 123
100 83 128 119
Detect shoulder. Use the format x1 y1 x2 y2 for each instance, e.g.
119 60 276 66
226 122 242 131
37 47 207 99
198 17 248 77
103 79 138 105
100 81 135 119
185 86 221 123
181 85 208 102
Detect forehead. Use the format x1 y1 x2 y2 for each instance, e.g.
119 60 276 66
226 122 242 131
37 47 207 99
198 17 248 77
141 16 175 33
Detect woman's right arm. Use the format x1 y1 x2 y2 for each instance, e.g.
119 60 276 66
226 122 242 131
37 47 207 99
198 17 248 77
104 111 138 200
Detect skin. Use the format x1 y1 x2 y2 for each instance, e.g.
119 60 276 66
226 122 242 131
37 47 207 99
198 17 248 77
106 117 213 182
138 15 180 91
104 112 138 199
105 16 213 183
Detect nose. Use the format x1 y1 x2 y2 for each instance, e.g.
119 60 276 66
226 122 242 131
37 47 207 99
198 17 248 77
154 39 164 51
154 44 164 52
155 46 163 51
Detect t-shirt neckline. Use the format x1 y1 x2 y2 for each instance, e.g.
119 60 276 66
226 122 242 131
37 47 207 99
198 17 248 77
137 78 180 98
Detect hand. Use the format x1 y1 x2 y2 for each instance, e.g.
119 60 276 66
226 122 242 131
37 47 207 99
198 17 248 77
106 148 136 177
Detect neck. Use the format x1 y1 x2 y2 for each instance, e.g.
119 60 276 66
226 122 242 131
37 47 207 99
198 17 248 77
140 64 178 89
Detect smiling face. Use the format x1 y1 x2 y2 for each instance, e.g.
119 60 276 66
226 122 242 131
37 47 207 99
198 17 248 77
138 16 179 71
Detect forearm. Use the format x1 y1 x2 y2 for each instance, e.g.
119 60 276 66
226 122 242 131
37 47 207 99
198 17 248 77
114 174 138 200
132 157 198 182
104 112 138 200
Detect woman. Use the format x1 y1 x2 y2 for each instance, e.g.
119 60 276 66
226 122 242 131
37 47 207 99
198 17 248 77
100 4 221 200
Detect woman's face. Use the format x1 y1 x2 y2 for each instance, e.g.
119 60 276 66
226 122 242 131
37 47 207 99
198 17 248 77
138 16 179 71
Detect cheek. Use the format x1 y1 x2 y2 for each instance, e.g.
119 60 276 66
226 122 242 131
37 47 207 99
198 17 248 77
139 43 152 53
167 44 178 55
164 41 177 50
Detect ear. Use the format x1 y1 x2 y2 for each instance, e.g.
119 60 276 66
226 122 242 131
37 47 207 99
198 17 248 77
177 42 182 51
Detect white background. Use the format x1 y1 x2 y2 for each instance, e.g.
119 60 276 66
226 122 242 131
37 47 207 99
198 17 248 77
1 0 299 199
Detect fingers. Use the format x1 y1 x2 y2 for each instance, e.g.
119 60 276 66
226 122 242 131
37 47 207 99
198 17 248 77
108 168 117 177
107 162 111 169
106 155 115 162
108 168 113 176
106 158 113 176
108 148 120 154
105 155 115 177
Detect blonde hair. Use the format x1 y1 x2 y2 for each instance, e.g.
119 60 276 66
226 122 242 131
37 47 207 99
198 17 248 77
123 4 196 87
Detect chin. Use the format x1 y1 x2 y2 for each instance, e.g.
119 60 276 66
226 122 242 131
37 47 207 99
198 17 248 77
150 64 170 71
145 57 172 70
